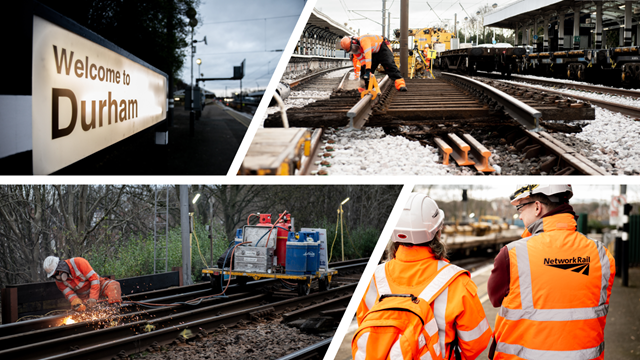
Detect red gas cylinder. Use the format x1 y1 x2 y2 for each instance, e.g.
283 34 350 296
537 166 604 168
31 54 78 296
275 213 292 267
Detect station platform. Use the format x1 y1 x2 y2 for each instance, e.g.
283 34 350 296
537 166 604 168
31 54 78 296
333 266 640 359
53 101 249 175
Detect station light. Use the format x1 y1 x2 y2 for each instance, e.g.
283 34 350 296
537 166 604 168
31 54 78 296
492 3 498 8
196 58 202 65
341 197 350 205
192 193 201 204
513 214 519 219
476 11 481 16
469 212 475 219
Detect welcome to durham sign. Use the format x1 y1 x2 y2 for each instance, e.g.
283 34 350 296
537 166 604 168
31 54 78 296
32 10 167 174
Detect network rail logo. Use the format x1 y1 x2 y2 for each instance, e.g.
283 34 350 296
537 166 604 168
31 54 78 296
544 256 591 275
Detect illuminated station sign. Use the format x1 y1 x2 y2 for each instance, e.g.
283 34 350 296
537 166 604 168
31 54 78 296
32 15 167 174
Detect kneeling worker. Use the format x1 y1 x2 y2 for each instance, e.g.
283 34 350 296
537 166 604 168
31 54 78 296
44 256 122 312
340 35 408 92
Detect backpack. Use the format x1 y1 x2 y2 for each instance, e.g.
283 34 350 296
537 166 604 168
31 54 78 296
352 263 466 360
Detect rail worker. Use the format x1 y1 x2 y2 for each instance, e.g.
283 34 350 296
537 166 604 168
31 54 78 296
43 256 122 312
423 44 432 68
350 53 361 79
340 35 408 92
356 193 492 359
488 185 616 359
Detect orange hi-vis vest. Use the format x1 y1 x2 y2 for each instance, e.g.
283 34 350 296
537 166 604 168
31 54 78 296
55 257 101 303
493 213 616 360
358 246 492 359
353 35 389 70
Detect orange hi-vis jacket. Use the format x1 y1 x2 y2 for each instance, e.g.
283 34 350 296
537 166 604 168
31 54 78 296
353 35 389 70
358 246 493 359
493 213 616 360
55 257 101 303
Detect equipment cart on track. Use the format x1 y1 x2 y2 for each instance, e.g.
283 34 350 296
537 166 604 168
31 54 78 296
203 267 337 296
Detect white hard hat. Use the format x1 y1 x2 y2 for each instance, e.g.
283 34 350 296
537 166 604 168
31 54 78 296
510 185 573 205
393 193 444 244
43 256 60 278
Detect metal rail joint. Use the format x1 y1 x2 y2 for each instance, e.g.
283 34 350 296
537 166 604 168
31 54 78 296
442 72 542 131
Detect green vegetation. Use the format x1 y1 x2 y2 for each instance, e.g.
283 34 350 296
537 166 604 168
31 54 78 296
86 223 230 283
85 220 382 281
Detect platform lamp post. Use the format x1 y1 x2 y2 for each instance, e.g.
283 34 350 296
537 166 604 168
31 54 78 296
186 7 198 137
196 58 201 79
339 197 350 262
188 192 201 285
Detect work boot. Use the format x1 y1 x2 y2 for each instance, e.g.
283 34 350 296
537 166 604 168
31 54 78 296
399 86 408 92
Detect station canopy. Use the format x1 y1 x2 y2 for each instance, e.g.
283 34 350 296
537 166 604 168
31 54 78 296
307 8 355 37
485 0 640 29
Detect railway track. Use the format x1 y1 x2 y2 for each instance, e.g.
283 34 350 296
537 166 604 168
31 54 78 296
0 259 368 360
500 75 640 118
274 71 608 175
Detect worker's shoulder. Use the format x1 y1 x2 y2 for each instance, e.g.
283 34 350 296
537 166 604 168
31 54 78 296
447 270 478 297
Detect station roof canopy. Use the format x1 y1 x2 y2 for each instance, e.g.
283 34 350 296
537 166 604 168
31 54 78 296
307 8 355 37
484 0 640 29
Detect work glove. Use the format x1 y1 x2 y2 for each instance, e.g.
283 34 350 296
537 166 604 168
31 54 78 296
362 68 371 89
87 298 97 309
71 298 86 312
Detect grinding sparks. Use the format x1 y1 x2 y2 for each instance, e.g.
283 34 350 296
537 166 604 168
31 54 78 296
63 316 76 325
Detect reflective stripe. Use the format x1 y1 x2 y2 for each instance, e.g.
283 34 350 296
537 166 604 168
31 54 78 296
62 287 72 295
420 351 433 360
505 235 609 322
62 279 73 289
514 238 534 309
363 59 372 64
76 281 85 290
67 293 78 301
496 341 604 360
77 289 90 296
424 318 438 337
363 46 374 54
417 264 465 302
101 279 113 292
374 264 391 296
457 318 489 342
419 334 426 348
354 332 369 360
86 270 97 279
364 277 377 310
389 337 404 359
69 258 86 280
591 238 611 305
433 287 447 354
499 303 608 321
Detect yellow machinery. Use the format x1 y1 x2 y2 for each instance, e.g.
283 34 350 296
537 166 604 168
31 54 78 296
471 215 509 236
390 27 456 79
239 128 312 175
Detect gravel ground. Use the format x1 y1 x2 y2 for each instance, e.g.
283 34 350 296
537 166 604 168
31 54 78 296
136 322 325 360
264 69 640 176
263 68 353 125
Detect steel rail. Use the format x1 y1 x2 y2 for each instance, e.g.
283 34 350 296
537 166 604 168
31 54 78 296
502 80 640 118
346 75 390 129
37 284 356 360
510 75 640 99
0 292 254 351
275 337 333 360
289 66 352 88
0 279 270 336
0 294 268 359
442 72 542 130
1 259 363 336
